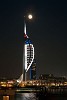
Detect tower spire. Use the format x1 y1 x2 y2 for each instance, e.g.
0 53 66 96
24 18 29 39
24 21 26 35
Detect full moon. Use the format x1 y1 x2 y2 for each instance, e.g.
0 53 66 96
28 14 33 19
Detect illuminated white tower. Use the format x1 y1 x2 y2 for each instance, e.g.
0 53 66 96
23 21 35 81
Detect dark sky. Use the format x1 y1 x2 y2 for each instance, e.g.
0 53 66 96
0 0 67 79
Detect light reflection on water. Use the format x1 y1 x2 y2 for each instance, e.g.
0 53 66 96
3 96 9 100
15 93 37 100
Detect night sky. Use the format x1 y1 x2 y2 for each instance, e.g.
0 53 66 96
0 0 67 79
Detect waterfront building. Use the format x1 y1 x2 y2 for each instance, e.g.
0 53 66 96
39 74 67 83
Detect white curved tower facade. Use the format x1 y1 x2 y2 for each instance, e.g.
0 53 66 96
24 43 34 72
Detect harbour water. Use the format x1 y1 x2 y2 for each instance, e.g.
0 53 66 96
1 87 67 100
15 93 67 100
1 92 67 100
